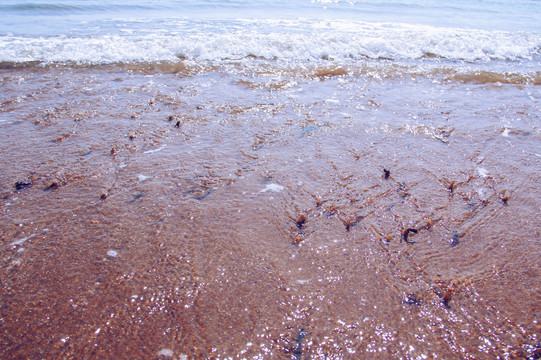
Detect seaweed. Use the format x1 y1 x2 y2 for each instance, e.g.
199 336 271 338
447 181 455 194
441 289 453 308
129 192 143 203
284 328 307 360
401 228 418 244
296 214 307 230
15 181 32 191
292 236 302 246
44 182 59 191
342 216 361 232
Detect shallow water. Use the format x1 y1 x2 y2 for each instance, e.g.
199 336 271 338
0 65 540 359
1 0 541 66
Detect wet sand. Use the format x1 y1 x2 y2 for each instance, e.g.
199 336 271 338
1 65 540 359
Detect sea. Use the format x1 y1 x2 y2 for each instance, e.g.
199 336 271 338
1 1 540 359
0 0 540 76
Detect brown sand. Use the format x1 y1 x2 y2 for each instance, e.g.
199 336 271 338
0 65 540 359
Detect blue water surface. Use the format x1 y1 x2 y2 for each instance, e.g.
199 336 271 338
0 0 539 37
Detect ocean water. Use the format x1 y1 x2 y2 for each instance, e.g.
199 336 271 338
1 1 540 359
0 0 540 73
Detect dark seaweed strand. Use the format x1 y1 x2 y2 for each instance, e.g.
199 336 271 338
128 192 143 203
401 228 418 244
15 181 32 190
296 215 307 230
293 329 307 359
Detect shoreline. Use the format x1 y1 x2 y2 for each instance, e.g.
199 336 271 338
2 60 541 86
1 66 540 359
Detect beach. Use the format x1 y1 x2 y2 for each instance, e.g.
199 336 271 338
1 0 540 358
1 63 539 359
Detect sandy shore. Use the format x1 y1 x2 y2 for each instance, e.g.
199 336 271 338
1 65 540 359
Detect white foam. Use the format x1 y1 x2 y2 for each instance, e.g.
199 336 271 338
476 187 490 201
157 349 174 357
260 183 284 193
0 20 539 64
477 167 489 178
144 145 166 154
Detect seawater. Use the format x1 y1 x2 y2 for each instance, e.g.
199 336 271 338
1 63 540 359
0 0 540 71
1 1 540 359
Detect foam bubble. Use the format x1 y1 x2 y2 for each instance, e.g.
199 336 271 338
0 20 539 65
260 183 284 193
477 168 489 178
144 145 166 154
157 348 174 357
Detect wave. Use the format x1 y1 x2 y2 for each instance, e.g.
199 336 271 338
1 21 539 65
0 3 163 14
2 3 84 12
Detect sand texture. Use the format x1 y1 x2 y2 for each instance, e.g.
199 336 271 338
1 66 540 359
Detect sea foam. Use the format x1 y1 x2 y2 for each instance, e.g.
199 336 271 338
0 20 539 65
